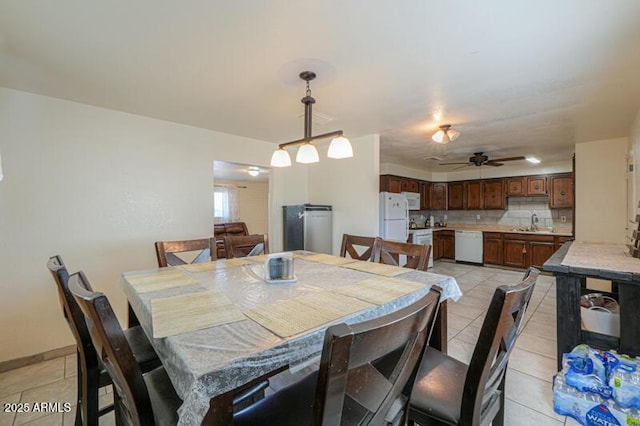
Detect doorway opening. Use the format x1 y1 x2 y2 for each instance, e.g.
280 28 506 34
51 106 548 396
212 161 271 236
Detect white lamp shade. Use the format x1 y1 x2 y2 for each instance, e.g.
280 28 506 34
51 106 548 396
327 136 353 159
447 129 460 141
248 168 260 176
270 148 292 167
295 143 320 164
431 130 446 144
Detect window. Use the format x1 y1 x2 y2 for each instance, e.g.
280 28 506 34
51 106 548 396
213 185 240 223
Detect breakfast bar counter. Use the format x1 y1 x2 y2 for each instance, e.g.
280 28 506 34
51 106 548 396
544 241 640 369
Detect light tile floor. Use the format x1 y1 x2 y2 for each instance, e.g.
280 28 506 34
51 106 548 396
0 262 569 425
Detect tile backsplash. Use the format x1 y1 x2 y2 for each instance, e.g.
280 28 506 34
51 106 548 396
410 197 572 230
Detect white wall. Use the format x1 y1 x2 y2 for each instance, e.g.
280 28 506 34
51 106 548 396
0 88 308 361
575 137 628 243
308 135 380 254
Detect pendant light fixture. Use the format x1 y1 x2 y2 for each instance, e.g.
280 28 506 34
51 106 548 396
270 71 353 167
431 124 460 144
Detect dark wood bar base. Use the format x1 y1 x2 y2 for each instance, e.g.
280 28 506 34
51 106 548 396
545 242 640 370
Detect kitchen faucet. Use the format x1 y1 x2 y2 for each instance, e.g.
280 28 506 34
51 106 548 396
531 213 539 231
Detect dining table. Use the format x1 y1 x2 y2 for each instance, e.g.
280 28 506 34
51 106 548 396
119 252 462 425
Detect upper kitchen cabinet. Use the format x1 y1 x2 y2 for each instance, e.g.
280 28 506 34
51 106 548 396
506 177 526 196
380 175 402 193
420 182 431 210
482 179 506 209
401 178 420 193
526 176 547 196
506 176 546 196
430 183 447 210
447 182 464 210
549 173 574 208
464 180 483 210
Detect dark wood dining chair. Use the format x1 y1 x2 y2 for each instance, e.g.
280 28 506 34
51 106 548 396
68 271 182 426
47 256 161 426
223 234 269 259
339 234 378 261
408 268 540 426
373 238 431 271
154 237 217 268
233 287 442 426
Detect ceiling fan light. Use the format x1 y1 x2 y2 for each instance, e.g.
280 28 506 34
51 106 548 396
296 143 320 164
327 136 353 159
270 148 292 167
447 129 460 142
248 167 260 177
431 130 446 144
526 156 541 164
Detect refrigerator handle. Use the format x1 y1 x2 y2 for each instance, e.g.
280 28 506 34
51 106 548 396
404 198 409 242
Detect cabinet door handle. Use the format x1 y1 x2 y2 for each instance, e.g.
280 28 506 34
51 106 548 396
560 191 566 196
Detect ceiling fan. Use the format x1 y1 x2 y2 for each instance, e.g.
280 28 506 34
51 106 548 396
440 152 526 167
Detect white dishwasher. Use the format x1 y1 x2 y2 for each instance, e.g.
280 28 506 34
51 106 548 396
455 230 483 264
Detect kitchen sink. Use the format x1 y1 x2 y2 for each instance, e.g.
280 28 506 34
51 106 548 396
510 227 555 234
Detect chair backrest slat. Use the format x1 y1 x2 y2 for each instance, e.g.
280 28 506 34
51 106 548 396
69 271 155 426
340 234 377 261
314 287 442 425
461 267 539 425
223 234 269 259
373 239 431 271
155 237 217 268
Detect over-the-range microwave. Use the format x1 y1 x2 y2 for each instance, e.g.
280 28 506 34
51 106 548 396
402 192 421 210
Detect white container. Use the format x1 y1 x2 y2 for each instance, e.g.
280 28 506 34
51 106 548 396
581 295 620 337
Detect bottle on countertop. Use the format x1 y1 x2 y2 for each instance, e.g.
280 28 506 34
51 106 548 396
409 218 416 229
429 215 434 227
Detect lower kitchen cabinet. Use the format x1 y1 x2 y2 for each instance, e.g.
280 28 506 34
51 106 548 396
503 237 528 268
483 232 503 265
529 240 556 269
433 230 455 260
503 233 558 269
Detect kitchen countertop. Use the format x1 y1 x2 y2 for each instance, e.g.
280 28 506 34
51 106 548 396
409 224 573 237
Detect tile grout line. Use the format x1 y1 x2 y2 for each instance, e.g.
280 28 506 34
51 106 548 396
505 396 562 424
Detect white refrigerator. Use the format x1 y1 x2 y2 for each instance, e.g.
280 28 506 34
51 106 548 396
379 192 409 242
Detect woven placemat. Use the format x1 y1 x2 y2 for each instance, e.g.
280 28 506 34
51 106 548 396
180 258 251 272
333 277 425 305
303 253 359 265
125 269 198 293
341 260 407 277
150 290 246 338
244 292 372 338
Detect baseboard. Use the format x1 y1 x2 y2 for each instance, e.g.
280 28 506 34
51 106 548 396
0 345 76 373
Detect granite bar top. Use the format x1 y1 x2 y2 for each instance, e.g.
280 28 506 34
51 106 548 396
410 224 573 237
544 241 640 283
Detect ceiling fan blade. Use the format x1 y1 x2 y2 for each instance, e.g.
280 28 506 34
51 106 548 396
453 165 470 170
488 156 526 163
439 162 469 165
485 162 504 167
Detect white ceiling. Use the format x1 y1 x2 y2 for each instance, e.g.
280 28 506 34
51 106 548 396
214 161 269 183
2 1 640 171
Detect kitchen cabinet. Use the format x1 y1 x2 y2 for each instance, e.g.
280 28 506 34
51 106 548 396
420 182 431 210
433 230 455 260
483 232 503 265
526 176 547 196
483 179 506 209
380 175 402 193
529 240 556 269
555 236 573 251
506 177 526 196
447 182 464 210
506 176 546 196
464 180 483 210
549 174 573 208
503 233 557 269
430 183 447 210
503 236 528 268
401 178 420 193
